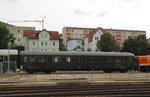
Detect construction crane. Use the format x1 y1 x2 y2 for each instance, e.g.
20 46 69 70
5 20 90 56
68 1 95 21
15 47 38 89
9 16 46 30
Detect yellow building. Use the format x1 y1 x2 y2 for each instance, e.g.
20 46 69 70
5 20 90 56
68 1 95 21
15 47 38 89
62 27 96 47
62 27 146 49
7 25 35 46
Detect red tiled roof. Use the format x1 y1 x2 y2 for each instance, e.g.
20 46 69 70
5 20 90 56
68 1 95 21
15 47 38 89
24 29 60 40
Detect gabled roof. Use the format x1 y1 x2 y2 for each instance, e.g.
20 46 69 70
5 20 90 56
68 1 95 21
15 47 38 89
24 29 60 40
84 27 146 43
85 27 105 42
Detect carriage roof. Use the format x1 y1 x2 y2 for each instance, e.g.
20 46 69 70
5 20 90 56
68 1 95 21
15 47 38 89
0 50 18 55
20 51 134 57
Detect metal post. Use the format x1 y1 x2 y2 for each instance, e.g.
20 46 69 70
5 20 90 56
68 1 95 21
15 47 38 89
8 40 10 73
0 62 3 75
8 39 12 73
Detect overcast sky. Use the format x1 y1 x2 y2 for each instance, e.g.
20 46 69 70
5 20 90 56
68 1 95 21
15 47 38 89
0 0 150 38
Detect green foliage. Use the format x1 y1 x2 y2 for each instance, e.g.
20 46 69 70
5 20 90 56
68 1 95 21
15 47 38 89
0 22 10 49
122 35 150 55
59 43 68 51
96 33 120 52
87 48 91 52
0 21 15 49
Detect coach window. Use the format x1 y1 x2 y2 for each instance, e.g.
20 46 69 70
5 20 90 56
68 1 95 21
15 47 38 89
4 56 8 61
52 56 61 62
55 57 58 62
39 56 48 62
0 56 2 62
29 56 39 62
89 57 93 63
24 57 27 62
66 57 71 62
52 57 55 62
80 57 84 63
98 57 102 63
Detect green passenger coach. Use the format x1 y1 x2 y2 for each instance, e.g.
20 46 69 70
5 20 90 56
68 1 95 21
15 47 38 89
19 51 136 73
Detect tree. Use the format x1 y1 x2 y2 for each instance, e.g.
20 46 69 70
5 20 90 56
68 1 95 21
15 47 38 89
0 21 15 49
87 48 91 52
96 33 120 52
59 43 68 51
121 35 150 55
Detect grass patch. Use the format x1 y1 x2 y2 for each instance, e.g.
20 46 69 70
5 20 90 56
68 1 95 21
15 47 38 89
0 71 16 79
0 75 11 79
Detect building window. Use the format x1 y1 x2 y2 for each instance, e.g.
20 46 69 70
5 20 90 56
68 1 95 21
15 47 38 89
18 30 20 33
95 37 99 40
45 42 47 46
53 42 55 46
33 41 35 46
41 42 43 45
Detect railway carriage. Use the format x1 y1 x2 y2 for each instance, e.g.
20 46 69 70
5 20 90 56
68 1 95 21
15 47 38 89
0 50 18 72
0 50 18 63
19 51 136 73
136 56 150 72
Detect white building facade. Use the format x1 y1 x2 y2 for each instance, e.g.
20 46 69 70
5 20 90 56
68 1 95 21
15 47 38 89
84 28 104 51
24 29 60 52
67 39 83 51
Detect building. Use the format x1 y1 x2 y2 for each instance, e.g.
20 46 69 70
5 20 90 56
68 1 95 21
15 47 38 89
84 27 104 51
84 27 146 51
105 28 146 46
62 27 96 47
6 25 35 46
67 39 83 51
24 29 60 52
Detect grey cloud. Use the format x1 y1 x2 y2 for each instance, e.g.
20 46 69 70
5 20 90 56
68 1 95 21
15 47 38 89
74 9 92 16
97 11 110 18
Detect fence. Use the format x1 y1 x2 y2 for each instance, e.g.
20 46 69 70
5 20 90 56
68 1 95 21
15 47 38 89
0 61 17 75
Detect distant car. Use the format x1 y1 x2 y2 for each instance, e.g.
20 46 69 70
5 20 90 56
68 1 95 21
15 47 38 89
19 51 136 73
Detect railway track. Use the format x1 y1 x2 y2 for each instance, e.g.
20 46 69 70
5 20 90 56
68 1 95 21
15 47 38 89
0 82 150 97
